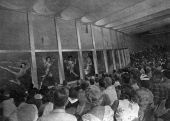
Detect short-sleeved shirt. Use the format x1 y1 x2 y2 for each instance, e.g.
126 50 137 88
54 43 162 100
151 83 168 105
38 109 77 121
103 85 117 105
115 99 139 121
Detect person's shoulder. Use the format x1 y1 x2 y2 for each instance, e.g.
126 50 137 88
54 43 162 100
39 112 77 121
65 112 77 119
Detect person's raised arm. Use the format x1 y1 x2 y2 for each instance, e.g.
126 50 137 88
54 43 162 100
8 65 20 70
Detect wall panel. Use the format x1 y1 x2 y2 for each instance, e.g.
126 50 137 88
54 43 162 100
31 14 58 50
93 26 104 49
96 51 106 73
79 23 93 49
103 28 112 49
57 19 78 49
0 10 29 50
110 30 118 49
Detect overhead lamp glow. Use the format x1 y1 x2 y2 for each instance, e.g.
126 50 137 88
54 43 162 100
81 17 92 23
33 0 55 15
105 24 114 28
95 20 105 26
61 7 83 20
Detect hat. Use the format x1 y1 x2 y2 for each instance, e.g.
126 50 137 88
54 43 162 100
34 94 43 100
114 81 121 87
140 74 149 81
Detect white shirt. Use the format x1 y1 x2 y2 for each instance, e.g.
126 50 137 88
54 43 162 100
38 109 77 121
116 99 139 121
2 98 16 117
103 85 118 105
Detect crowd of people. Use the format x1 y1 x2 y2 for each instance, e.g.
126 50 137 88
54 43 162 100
0 45 170 121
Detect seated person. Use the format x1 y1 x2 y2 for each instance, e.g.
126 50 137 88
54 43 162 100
66 87 79 115
150 70 168 107
38 87 77 121
102 77 117 105
115 86 140 121
9 102 38 121
82 86 114 121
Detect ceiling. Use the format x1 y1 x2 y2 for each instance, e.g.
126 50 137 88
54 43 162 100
0 0 169 35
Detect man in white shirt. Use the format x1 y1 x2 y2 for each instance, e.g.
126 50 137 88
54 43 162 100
103 77 118 105
38 87 77 121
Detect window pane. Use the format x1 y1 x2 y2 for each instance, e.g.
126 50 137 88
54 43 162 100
93 26 104 49
114 50 120 69
103 28 112 49
82 51 95 76
57 19 78 49
36 52 59 86
107 50 114 73
119 50 124 67
0 10 30 50
63 52 80 81
32 14 58 50
80 24 93 49
96 51 105 73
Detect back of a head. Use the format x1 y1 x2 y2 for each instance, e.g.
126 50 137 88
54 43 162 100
81 81 89 91
120 85 137 103
99 79 105 88
89 79 95 85
104 77 112 88
121 73 130 84
152 70 163 82
17 103 38 121
53 87 68 108
69 87 78 99
85 86 102 106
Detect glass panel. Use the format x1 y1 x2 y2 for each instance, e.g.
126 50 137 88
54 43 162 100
93 26 104 49
32 14 58 50
110 30 117 49
116 32 123 49
82 51 95 76
57 19 78 49
0 53 32 90
63 52 80 81
107 50 114 73
79 24 93 49
0 10 30 50
103 28 112 49
114 50 120 69
36 52 59 87
126 49 130 64
96 51 105 73
122 49 126 66
120 50 124 67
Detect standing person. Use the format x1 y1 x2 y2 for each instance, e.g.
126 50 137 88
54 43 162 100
150 70 168 107
38 87 77 121
115 86 140 121
103 77 118 106
82 86 115 121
